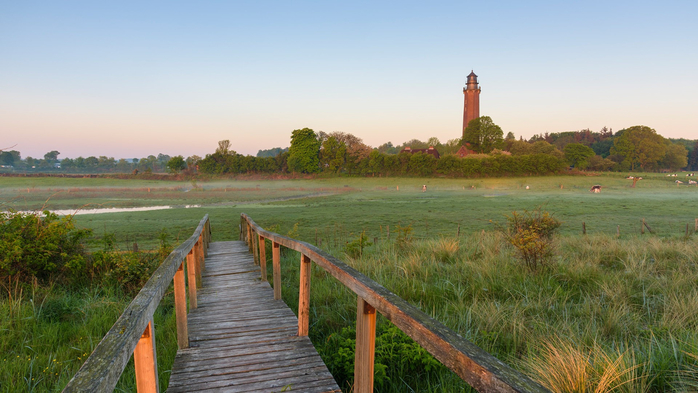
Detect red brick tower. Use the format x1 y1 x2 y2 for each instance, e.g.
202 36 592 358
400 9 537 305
462 71 481 138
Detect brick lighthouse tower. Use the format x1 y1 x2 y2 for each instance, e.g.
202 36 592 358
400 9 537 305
462 71 481 138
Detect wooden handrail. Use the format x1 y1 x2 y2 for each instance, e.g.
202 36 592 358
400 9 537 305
63 215 211 393
242 213 549 393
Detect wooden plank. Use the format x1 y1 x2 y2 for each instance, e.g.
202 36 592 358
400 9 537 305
166 240 339 393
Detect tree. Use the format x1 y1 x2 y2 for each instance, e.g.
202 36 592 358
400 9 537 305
689 141 698 171
660 142 688 171
610 126 666 171
167 156 187 173
44 150 60 163
563 143 595 169
287 128 321 173
319 136 346 173
462 116 504 153
216 140 231 155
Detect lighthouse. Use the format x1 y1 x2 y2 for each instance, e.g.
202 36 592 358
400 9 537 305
462 71 481 138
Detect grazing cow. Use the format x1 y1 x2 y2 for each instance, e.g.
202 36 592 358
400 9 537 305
590 185 602 193
676 180 684 184
689 180 697 185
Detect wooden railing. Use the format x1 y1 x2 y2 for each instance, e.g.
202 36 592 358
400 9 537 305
63 215 211 393
241 213 550 393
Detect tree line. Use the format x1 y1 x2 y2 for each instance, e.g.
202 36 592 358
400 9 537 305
3 117 696 176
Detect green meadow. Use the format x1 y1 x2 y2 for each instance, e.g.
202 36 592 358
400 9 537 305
1 174 698 391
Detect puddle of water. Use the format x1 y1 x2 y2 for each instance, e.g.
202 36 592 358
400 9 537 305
16 205 202 216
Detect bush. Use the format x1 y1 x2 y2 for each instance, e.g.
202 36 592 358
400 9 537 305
345 230 372 258
323 324 443 389
504 209 561 272
0 211 91 283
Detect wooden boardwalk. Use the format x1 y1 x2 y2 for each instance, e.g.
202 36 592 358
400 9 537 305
167 241 340 392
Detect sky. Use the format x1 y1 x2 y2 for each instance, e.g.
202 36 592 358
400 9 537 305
1 1 697 160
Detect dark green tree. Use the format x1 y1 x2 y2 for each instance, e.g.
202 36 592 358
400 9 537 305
167 155 187 173
43 150 60 163
688 141 698 171
287 128 320 173
659 142 688 171
563 143 595 169
462 116 504 153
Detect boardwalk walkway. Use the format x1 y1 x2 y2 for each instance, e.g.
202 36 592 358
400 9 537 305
167 241 340 392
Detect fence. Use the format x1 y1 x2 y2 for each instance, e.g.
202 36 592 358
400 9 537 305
63 215 211 392
240 213 549 393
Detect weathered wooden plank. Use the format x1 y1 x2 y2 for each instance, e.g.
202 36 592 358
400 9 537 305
167 240 339 392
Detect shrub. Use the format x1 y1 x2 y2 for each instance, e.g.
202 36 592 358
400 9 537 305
323 324 442 389
345 230 372 258
504 209 561 272
0 211 91 283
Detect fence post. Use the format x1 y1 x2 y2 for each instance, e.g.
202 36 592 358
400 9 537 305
582 222 586 235
134 320 159 393
273 242 281 300
173 262 188 349
298 254 311 336
641 219 645 235
354 297 377 393
186 248 198 309
259 234 267 281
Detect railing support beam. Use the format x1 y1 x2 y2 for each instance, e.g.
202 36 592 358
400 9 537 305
134 320 159 393
272 242 281 300
173 262 188 349
298 254 311 336
186 249 198 309
259 234 267 281
355 297 376 393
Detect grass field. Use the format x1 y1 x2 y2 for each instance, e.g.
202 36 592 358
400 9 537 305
2 173 698 391
3 173 697 248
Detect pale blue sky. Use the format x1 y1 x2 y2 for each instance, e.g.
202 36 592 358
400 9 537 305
1 1 696 159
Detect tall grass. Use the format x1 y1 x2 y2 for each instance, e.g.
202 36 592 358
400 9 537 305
0 280 177 392
270 230 698 392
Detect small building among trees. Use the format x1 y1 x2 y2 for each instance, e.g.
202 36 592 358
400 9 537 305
400 146 441 159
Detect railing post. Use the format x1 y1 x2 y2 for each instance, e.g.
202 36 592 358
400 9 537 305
194 240 202 288
252 231 260 266
258 234 267 281
298 254 311 336
134 320 159 393
354 297 377 393
186 248 198 309
173 262 188 349
247 224 253 253
273 242 281 300
198 234 206 271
